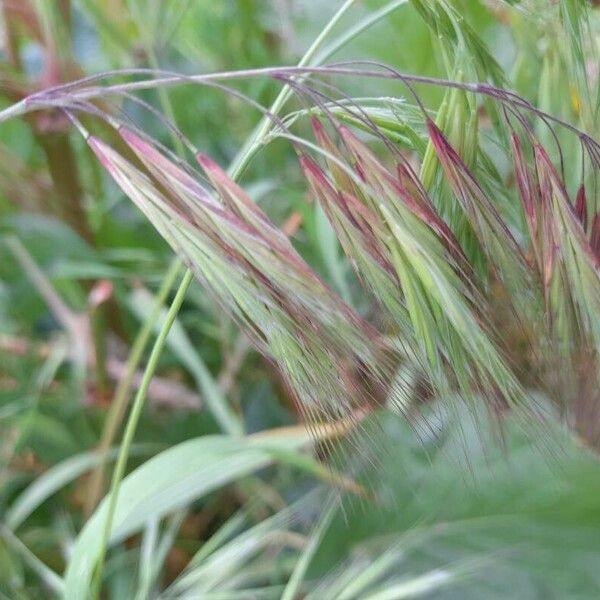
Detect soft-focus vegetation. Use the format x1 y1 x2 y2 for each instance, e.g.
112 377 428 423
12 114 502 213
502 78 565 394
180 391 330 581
1 1 600 598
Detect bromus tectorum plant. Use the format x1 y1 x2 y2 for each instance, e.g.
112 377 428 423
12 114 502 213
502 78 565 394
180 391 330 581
2 1 600 599
24 60 600 435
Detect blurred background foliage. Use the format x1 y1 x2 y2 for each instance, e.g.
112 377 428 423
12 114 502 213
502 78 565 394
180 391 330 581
1 1 600 598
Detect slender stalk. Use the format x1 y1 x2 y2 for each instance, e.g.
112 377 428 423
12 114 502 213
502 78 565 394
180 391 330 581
281 500 337 600
130 0 186 159
13 65 589 141
311 0 408 67
89 303 109 399
90 268 193 599
84 257 182 516
228 0 357 178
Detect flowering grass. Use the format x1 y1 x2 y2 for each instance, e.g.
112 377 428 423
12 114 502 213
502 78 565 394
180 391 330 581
1 2 600 598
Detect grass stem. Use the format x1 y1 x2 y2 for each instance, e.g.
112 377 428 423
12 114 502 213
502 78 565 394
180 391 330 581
90 268 193 599
84 257 182 516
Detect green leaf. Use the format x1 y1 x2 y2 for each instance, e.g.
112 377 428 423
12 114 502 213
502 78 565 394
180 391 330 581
6 445 157 530
281 501 336 600
63 428 320 598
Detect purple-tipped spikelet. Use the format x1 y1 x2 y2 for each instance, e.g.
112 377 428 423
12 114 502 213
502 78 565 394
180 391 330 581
510 132 539 244
426 119 522 264
89 126 390 435
575 185 588 231
79 63 600 448
300 99 600 445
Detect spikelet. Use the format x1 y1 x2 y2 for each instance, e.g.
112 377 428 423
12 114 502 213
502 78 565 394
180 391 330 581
89 128 389 431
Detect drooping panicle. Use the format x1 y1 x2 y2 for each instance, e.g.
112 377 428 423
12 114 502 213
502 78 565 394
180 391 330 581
301 117 527 416
89 126 391 431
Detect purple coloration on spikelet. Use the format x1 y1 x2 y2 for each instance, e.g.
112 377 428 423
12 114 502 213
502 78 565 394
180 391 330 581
510 133 538 242
575 185 588 231
532 145 559 288
300 154 394 278
534 143 600 272
591 214 600 261
88 126 392 438
427 119 520 256
71 62 600 450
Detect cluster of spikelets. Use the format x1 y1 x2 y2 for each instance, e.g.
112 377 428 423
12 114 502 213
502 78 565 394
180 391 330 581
65 69 600 447
300 101 600 443
86 125 387 434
